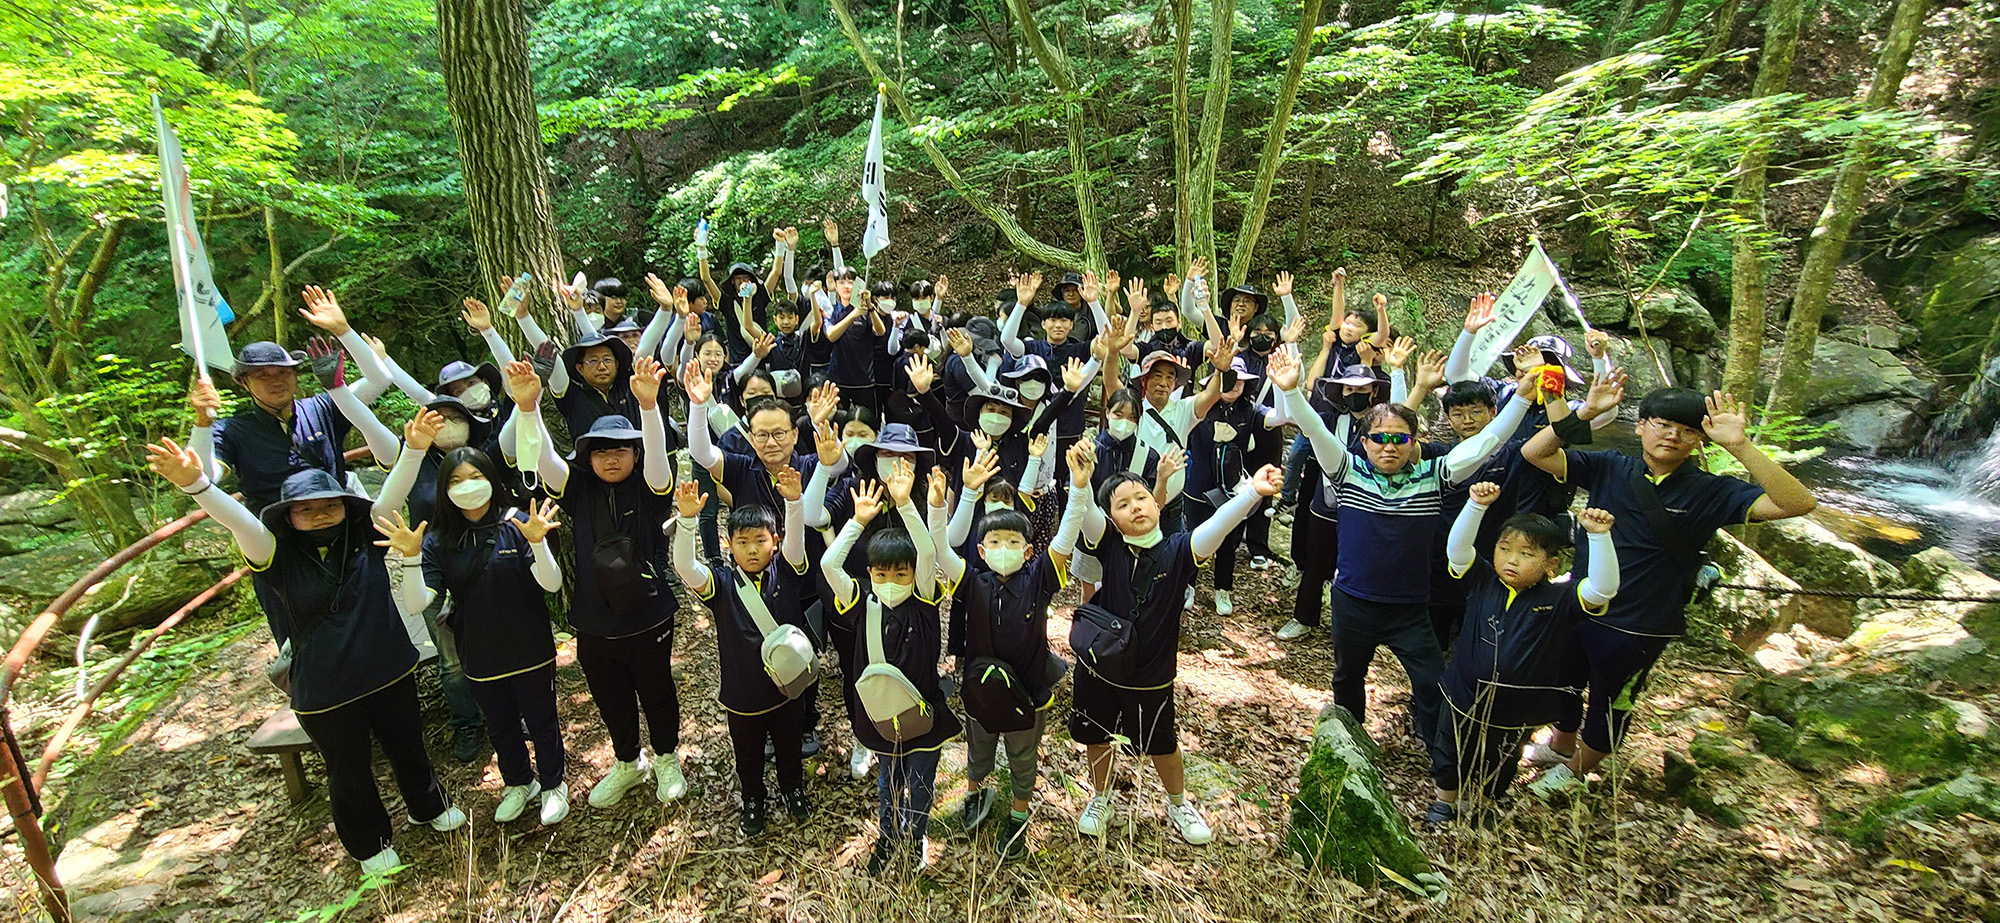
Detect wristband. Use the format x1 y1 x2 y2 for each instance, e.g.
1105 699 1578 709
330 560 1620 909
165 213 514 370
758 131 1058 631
180 478 213 498
1551 412 1594 446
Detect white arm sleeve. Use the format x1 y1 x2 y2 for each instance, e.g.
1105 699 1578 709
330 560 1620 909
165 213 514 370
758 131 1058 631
1070 483 1105 545
1444 328 1476 384
382 356 436 407
1442 394 1531 484
658 314 687 366
932 499 964 584
1190 479 1264 559
830 245 847 275
899 501 936 597
687 396 723 472
1281 293 1301 328
1281 386 1351 481
516 311 551 349
372 443 426 520
335 330 392 404
1447 500 1490 574
1000 300 1029 358
1389 368 1409 406
388 551 435 616
529 536 561 592
783 244 799 296
1049 484 1086 556
479 328 519 379
636 306 674 360
821 520 864 606
1020 452 1045 496
1578 531 1620 608
803 460 837 529
179 477 274 565
1088 298 1111 339
731 350 763 384
947 485 980 548
672 517 713 595
327 385 399 467
781 497 806 567
521 408 569 494
963 354 999 394
641 405 671 492
190 424 223 482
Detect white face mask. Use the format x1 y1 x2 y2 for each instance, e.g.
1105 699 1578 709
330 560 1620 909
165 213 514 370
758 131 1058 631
875 456 902 481
1017 380 1047 401
913 299 934 312
872 580 914 608
1124 526 1164 549
1107 418 1137 440
844 435 871 454
435 419 471 451
979 412 1012 436
456 381 493 411
983 546 1026 576
447 477 493 510
584 311 606 331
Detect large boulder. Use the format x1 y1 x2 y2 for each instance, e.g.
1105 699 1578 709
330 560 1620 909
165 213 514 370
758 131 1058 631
1628 287 1718 349
1687 530 1801 646
64 557 239 635
1829 323 1919 351
1739 672 1993 776
1287 705 1434 890
1793 339 1936 416
1821 400 1925 451
1577 290 1630 327
1606 334 1678 401
1917 232 2000 379
1842 770 2000 847
1746 518 1902 638
0 489 77 527
0 534 108 601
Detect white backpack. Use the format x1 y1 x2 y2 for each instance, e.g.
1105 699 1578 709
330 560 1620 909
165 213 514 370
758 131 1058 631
731 570 817 700
854 597 934 742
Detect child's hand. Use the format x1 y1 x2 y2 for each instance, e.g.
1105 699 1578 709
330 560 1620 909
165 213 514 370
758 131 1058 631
505 360 542 409
906 352 935 394
406 409 444 451
964 446 1000 493
145 437 205 489
968 429 991 452
851 480 885 524
1414 350 1448 392
928 466 950 508
516 497 562 543
1582 369 1627 419
1157 446 1186 482
462 297 494 332
775 466 803 502
643 274 679 307
674 480 708 519
1281 316 1305 344
885 458 915 505
1029 433 1049 458
1067 440 1096 488
1272 271 1294 298
1248 464 1283 497
813 417 843 467
1467 481 1502 508
947 327 974 357
631 356 664 410
1014 271 1039 307
1266 343 1302 391
680 359 712 405
807 381 841 426
1080 271 1100 303
1383 335 1416 371
1062 357 1090 393
1463 291 1497 333
751 328 776 358
371 510 427 557
1578 508 1615 534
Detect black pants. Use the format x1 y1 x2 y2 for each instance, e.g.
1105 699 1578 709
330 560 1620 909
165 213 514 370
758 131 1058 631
1242 433 1282 560
833 379 880 420
467 663 565 790
1329 588 1445 752
1188 494 1246 592
575 622 681 762
1427 547 1467 653
293 673 450 860
1291 511 1339 627
726 698 807 805
1555 620 1673 754
1430 687 1572 799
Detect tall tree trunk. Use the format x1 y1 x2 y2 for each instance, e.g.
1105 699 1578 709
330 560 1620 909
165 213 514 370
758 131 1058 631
1190 0 1237 274
1225 0 1322 285
1666 0 1750 103
1720 0 1803 399
1600 0 1640 57
1171 0 1193 271
1290 159 1321 265
1767 0 1931 418
1005 0 1104 270
437 0 566 307
265 205 287 345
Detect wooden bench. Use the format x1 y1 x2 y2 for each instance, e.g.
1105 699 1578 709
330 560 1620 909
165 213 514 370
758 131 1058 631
246 709 317 804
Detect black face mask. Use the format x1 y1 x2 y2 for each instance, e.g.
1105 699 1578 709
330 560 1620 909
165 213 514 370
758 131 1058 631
298 523 345 548
1344 392 1374 414
1249 334 1276 353
1152 330 1186 348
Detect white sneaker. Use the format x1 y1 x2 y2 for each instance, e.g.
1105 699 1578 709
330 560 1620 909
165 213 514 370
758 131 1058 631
540 782 570 825
1275 619 1310 641
1213 590 1233 616
494 781 541 823
359 847 402 876
1524 742 1574 768
849 746 876 779
413 805 467 832
589 752 653 808
1166 798 1214 845
1078 792 1115 837
1184 587 1196 609
1528 764 1586 799
1250 555 1272 570
655 752 688 803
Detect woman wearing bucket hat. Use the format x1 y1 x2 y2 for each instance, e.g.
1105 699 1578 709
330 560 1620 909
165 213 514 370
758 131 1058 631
145 410 461 876
509 355 691 810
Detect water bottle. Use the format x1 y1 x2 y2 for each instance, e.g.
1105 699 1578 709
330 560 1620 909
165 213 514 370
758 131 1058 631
694 218 710 257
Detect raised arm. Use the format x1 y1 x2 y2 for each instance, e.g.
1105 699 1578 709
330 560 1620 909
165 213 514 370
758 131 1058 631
1191 467 1280 561
506 361 569 493
307 337 399 467
1575 508 1620 608
884 460 935 597
778 469 806 568
1447 482 1499 575
520 498 563 592
1273 272 1301 328
671 481 714 595
1441 390 1531 484
186 379 225 482
146 437 275 567
1526 369 1625 481
298 286 392 401
928 471 964 586
632 357 671 492
680 359 725 477
1271 344 1352 481
1703 392 1818 521
1066 442 1106 546
1000 272 1038 357
372 412 434 520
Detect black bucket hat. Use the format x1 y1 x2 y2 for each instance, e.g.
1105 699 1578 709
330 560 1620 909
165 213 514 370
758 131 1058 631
568 414 645 460
561 328 635 386
1218 283 1269 318
233 341 305 379
965 316 1004 358
1055 272 1083 295
258 468 373 534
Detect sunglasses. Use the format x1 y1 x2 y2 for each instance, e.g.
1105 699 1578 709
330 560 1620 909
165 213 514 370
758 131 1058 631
1365 433 1415 445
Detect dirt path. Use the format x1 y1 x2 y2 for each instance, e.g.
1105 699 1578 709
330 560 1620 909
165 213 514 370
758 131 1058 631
8 561 1994 922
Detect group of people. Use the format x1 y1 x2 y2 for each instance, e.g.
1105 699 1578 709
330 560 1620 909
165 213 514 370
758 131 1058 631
145 219 1818 879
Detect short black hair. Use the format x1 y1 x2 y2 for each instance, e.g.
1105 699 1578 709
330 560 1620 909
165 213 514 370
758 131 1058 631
1246 314 1280 335
976 509 1032 542
908 280 935 299
592 277 627 299
1095 471 1151 510
772 299 802 318
982 478 1019 510
866 527 918 569
870 280 901 300
901 329 931 352
678 278 704 302
1043 302 1077 322
1106 388 1141 416
1441 380 1498 412
729 503 779 538
833 267 859 282
743 395 793 428
1638 387 1708 432
1497 513 1572 556
1347 305 1378 333
1362 402 1421 434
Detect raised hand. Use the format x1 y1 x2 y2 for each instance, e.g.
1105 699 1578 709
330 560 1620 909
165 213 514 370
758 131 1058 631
1414 349 1448 392
812 418 842 467
1163 272 1181 297
551 277 583 313
1014 272 1040 307
1582 369 1627 419
672 283 692 317
1585 327 1610 360
1372 291 1388 312
1355 338 1378 367
1578 507 1615 534
946 327 974 358
783 226 800 249
1157 445 1186 482
1272 271 1294 298
1124 276 1148 313
822 218 840 247
1702 391 1749 448
775 466 803 502
968 429 991 452
1467 481 1502 508
516 497 562 543
680 359 712 405
145 437 204 489
306 336 346 390
1281 316 1305 344
406 409 444 452
372 510 427 557
299 285 351 335
1028 433 1049 458
1383 335 1417 371
850 479 885 524
1321 314 1341 346
645 273 677 307
1066 440 1096 488
906 352 935 394
1061 356 1090 393
674 480 708 519
189 378 221 427
1091 331 1112 362
884 458 916 505
1463 291 1498 334
501 272 534 319
1188 256 1208 280
964 447 1001 493
1081 271 1100 303
505 359 542 409
807 381 841 426
1511 345 1544 390
462 297 494 332
1248 464 1284 497
1267 343 1302 391
934 275 949 301
630 356 665 410
751 328 776 359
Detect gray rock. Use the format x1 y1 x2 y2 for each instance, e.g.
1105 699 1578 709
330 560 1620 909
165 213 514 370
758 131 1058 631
1748 517 1902 637
66 558 239 635
1577 291 1630 327
1690 531 1801 645
1607 334 1678 401
1830 323 1918 351
1795 339 1937 416
0 489 77 527
0 534 106 601
1822 400 1925 451
1286 704 1432 888
1628 288 1718 349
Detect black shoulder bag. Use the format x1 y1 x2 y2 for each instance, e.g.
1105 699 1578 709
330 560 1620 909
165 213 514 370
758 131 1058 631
1068 542 1165 688
591 486 656 618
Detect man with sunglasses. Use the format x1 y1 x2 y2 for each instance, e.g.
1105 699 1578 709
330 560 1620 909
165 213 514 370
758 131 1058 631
1519 383 1816 794
1269 345 1533 758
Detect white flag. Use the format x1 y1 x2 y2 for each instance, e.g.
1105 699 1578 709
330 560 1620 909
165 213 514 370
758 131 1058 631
155 95 234 379
861 91 889 260
1463 242 1561 379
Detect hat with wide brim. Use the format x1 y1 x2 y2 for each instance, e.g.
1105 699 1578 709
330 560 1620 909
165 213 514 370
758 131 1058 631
568 414 645 460
433 362 504 421
258 468 374 535
1000 354 1052 383
852 423 935 472
233 341 305 378
423 394 497 439
1135 349 1194 391
966 385 1027 410
1500 334 1586 387
560 329 635 384
1218 283 1269 317
1227 357 1261 380
1056 271 1083 293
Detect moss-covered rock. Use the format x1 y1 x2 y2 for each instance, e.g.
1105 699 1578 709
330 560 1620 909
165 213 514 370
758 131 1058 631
1286 705 1431 888
1842 771 2000 847
1739 673 1993 777
1917 232 2000 378
1628 287 1718 349
1662 751 1747 827
1746 517 1902 638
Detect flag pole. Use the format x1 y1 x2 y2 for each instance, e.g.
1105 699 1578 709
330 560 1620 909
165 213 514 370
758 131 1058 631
1534 238 1590 333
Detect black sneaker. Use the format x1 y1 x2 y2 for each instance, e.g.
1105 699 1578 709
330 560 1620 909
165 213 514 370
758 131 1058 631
960 787 995 833
1422 800 1458 828
994 813 1028 860
451 726 483 763
740 799 769 837
866 836 896 876
800 728 823 758
783 788 813 822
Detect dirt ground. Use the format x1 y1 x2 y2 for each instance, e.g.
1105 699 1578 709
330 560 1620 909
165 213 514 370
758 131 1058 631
6 539 1996 923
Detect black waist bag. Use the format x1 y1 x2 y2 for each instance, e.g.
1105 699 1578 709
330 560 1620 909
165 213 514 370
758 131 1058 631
591 532 654 618
961 655 1036 732
1069 602 1137 687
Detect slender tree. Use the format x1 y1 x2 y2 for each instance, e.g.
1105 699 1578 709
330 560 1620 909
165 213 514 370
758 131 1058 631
1767 0 1931 418
1189 0 1238 275
1226 0 1323 284
1720 0 1804 399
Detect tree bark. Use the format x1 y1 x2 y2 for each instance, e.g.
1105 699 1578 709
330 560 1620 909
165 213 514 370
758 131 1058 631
1005 0 1104 270
1666 0 1750 104
1767 0 1931 418
1190 0 1237 274
1171 0 1193 271
436 0 566 307
1720 0 1803 399
1226 0 1322 284
1290 159 1320 265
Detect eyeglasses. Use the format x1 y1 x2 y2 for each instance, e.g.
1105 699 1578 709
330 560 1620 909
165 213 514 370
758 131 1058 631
747 429 794 445
580 357 618 368
1365 432 1414 445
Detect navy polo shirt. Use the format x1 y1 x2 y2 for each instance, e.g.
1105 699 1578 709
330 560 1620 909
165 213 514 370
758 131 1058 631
248 521 417 714
1444 559 1595 726
720 450 819 517
1561 449 1764 637
1081 530 1198 689
1187 398 1271 496
825 303 880 385
1091 430 1160 493
423 510 557 681
553 382 642 445
947 555 1066 709
695 559 811 715
839 589 962 755
1026 337 1092 435
1435 437 1531 553
214 395 354 511
551 472 678 638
